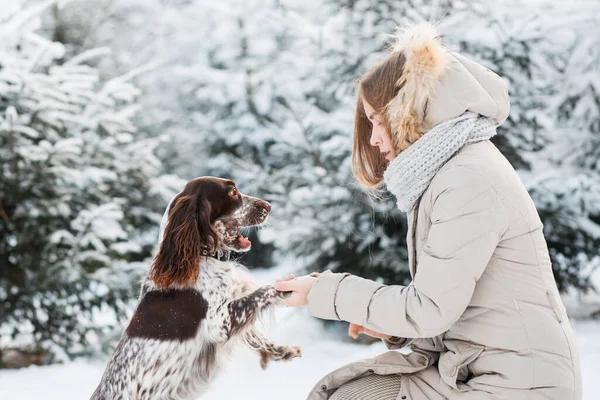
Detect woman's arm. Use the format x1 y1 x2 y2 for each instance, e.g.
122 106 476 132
304 166 508 338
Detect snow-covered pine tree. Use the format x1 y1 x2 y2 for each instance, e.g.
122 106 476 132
443 0 600 291
0 1 183 365
533 2 600 293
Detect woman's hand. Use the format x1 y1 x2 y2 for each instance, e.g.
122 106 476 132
274 274 317 307
348 323 391 340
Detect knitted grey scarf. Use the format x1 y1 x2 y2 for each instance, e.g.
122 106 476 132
383 111 497 212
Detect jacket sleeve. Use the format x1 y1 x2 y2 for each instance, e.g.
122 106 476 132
307 166 508 338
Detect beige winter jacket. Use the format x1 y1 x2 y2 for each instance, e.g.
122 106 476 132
305 50 582 399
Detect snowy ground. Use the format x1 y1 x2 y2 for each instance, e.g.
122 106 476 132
1 264 599 399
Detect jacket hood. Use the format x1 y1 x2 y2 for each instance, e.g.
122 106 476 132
385 22 510 147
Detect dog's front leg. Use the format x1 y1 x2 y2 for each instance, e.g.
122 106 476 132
205 286 287 344
244 329 302 369
226 285 288 338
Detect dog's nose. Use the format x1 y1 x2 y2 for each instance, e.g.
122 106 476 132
263 202 271 213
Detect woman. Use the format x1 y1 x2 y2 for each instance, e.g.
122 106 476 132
274 22 582 400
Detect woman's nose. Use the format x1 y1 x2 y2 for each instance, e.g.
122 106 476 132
369 131 380 147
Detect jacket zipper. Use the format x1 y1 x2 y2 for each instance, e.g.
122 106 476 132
411 200 420 277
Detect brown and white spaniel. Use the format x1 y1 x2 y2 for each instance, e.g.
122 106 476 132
91 177 301 400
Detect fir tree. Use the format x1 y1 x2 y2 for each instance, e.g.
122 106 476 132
0 1 183 364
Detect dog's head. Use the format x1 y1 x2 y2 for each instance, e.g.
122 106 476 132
149 177 270 289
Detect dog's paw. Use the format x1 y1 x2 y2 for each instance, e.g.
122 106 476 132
259 344 302 369
263 286 291 305
280 344 302 361
274 290 291 302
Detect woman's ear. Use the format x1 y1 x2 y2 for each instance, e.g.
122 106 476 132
149 192 218 289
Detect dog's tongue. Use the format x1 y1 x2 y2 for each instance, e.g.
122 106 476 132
238 235 251 249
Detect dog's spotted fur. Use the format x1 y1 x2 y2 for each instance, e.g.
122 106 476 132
91 177 301 400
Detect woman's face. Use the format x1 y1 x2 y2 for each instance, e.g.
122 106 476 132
362 98 396 161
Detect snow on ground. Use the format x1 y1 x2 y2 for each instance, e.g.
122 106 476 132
1 263 599 399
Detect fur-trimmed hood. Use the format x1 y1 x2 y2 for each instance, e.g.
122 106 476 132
385 22 510 148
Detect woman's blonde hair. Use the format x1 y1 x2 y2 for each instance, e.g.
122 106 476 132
352 52 408 188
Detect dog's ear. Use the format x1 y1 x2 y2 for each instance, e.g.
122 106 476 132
195 195 220 256
149 192 219 289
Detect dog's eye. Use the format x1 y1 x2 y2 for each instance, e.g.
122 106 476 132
229 188 238 197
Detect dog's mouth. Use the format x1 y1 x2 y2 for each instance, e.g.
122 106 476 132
216 203 270 253
234 209 270 250
235 226 252 250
